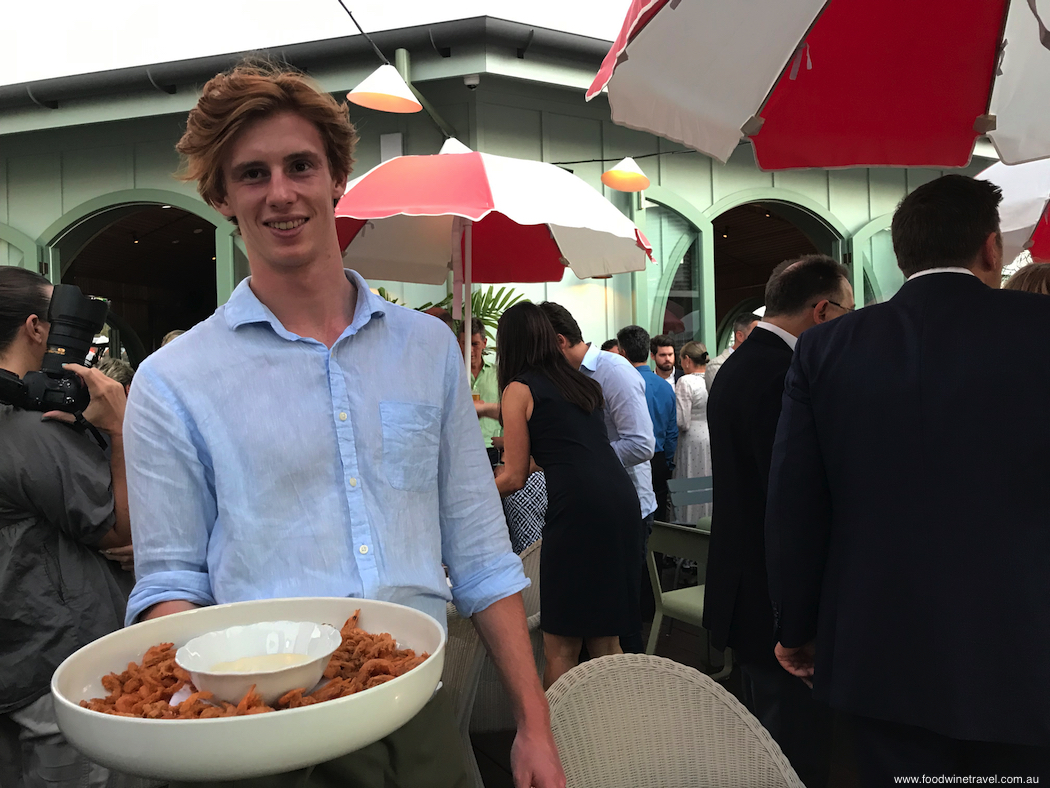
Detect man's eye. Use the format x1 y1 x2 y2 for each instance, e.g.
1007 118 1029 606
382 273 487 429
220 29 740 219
243 169 265 180
293 160 312 172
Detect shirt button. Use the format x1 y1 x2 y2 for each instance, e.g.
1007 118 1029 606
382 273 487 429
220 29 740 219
359 544 369 555
349 477 357 487
339 412 347 421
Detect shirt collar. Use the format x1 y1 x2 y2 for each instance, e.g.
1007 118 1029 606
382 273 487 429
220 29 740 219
907 267 976 281
755 321 798 351
580 343 601 372
224 268 387 339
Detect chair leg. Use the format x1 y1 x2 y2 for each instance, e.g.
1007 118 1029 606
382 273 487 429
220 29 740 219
707 647 733 682
645 612 663 655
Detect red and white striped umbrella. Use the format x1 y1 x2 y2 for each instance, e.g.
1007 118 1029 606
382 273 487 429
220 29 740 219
979 158 1050 265
335 138 652 286
588 0 1050 170
335 138 652 374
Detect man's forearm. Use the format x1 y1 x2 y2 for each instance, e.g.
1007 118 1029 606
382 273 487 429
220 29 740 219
107 433 132 547
471 593 551 730
143 600 201 621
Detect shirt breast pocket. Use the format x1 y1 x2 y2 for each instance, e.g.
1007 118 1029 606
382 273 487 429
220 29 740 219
379 401 441 491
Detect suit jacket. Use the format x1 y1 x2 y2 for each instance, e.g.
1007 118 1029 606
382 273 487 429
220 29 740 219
766 272 1050 746
704 327 793 662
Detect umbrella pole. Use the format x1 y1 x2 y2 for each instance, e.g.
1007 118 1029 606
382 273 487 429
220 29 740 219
464 219 473 381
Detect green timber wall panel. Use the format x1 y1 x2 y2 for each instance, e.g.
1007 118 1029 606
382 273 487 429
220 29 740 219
63 146 134 212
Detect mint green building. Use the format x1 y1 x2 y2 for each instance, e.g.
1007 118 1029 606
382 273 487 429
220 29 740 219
0 16 987 356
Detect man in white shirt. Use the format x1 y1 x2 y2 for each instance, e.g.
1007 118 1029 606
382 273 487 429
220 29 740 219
539 302 657 653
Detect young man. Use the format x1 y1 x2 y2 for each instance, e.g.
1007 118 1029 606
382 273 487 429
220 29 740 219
616 324 678 523
767 176 1050 784
123 63 563 788
704 255 853 787
649 334 677 389
460 317 502 464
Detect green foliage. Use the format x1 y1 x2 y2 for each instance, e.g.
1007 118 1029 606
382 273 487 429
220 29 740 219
375 287 402 305
416 286 526 338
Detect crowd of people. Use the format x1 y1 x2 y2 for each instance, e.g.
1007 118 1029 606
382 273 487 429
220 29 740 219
3 57 1050 788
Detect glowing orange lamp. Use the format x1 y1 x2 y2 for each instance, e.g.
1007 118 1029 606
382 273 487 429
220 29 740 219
347 65 422 114
601 157 650 192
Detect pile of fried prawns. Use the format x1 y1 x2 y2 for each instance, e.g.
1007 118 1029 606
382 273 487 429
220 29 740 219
80 611 428 719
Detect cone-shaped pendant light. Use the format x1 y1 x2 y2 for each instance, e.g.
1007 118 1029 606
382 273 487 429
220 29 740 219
601 156 651 192
347 64 423 114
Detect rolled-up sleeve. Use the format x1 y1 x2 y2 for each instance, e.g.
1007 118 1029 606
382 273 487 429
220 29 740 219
124 364 218 625
436 339 527 616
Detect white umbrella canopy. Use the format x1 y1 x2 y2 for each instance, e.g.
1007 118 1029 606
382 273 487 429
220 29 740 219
979 158 1050 265
589 0 1050 169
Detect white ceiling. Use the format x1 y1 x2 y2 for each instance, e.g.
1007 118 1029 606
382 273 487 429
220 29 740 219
1 0 629 88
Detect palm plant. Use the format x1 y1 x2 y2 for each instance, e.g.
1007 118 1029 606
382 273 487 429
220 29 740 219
417 286 526 338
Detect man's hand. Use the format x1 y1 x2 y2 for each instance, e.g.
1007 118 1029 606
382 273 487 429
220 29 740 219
511 723 566 788
101 544 135 573
775 641 815 687
43 364 127 435
475 399 500 420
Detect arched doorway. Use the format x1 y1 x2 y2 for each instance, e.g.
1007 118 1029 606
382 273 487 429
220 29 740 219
62 204 217 355
710 200 844 351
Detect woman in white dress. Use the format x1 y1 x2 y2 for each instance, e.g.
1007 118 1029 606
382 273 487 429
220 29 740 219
673 341 712 524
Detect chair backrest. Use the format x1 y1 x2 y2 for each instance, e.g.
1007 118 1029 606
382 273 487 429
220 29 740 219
519 538 542 619
547 654 805 788
667 475 714 507
648 520 710 564
647 520 711 610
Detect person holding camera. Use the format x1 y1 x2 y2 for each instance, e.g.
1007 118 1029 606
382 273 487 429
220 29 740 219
0 267 132 787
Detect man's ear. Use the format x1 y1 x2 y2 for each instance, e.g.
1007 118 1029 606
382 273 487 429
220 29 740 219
555 334 569 351
980 231 1003 273
813 300 830 324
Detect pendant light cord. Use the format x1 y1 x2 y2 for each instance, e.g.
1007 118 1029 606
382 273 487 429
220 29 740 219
335 1 391 66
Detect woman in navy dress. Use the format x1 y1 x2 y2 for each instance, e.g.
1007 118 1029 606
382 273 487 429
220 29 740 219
495 302 642 688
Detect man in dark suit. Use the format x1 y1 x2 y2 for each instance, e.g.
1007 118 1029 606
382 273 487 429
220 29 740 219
766 174 1050 785
705 255 852 787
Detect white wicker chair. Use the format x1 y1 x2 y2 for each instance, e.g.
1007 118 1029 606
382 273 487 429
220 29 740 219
471 538 544 733
546 654 805 788
443 602 487 787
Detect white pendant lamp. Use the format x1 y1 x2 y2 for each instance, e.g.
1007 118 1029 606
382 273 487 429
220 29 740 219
601 156 651 192
439 137 473 154
347 64 422 114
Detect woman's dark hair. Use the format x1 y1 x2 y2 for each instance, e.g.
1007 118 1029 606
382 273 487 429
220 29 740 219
497 302 603 414
0 267 50 354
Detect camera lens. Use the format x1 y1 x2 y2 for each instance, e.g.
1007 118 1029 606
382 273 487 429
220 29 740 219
42 285 110 376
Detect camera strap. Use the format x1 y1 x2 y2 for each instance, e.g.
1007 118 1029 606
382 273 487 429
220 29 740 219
73 412 107 450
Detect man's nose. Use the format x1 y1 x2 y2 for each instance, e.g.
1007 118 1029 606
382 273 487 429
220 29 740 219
267 170 294 205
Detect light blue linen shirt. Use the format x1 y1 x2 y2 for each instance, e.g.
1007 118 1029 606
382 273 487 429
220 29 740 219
123 270 526 628
579 344 657 518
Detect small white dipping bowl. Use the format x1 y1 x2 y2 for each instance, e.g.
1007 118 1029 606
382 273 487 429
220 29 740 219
175 620 342 706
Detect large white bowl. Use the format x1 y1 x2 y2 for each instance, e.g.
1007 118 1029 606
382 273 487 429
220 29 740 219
175 620 343 705
52 598 445 781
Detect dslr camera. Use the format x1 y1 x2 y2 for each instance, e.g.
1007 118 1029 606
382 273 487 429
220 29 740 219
0 284 110 414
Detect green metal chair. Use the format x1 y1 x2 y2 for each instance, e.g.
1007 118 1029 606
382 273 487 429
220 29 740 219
645 520 732 680
667 475 713 526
